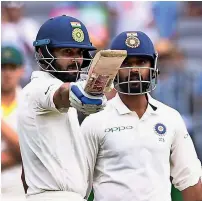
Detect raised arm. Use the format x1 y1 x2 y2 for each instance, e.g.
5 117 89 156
30 79 106 115
53 83 70 109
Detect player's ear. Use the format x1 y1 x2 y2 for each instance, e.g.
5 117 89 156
38 48 42 53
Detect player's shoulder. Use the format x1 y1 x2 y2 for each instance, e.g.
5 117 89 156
155 98 182 119
82 98 117 125
23 71 62 92
81 103 116 138
30 71 63 84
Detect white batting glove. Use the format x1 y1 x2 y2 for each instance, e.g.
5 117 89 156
69 80 107 115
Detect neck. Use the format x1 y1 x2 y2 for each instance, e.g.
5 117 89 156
118 93 148 118
1 90 16 106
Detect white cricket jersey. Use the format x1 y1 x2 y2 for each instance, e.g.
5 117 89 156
17 71 88 197
82 93 202 201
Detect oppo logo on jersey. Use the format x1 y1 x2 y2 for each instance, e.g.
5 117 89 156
105 126 134 133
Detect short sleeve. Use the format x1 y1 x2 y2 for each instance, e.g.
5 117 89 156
29 80 63 114
170 112 202 191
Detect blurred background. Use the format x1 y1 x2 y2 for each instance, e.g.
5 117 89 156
1 1 202 200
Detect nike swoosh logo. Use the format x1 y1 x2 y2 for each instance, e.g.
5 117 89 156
44 85 54 95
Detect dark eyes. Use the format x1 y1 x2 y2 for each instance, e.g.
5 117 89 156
137 59 147 65
62 49 84 56
123 59 148 66
63 49 71 54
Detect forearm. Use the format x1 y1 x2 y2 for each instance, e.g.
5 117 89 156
182 178 202 201
53 83 70 109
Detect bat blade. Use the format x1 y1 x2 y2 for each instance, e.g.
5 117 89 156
84 50 127 95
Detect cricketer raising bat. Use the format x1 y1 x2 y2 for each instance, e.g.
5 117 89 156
84 50 127 96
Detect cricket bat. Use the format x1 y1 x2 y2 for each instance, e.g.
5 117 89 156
84 50 127 95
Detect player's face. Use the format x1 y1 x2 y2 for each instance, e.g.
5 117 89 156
6 7 23 22
52 47 84 82
1 64 24 93
53 48 84 71
118 56 152 94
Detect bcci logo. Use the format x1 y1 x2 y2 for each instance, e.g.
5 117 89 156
72 28 84 43
154 123 166 136
125 36 140 48
125 32 140 48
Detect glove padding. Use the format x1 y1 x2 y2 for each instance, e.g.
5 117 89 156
69 80 107 115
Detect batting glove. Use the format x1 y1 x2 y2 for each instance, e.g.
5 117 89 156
69 80 107 115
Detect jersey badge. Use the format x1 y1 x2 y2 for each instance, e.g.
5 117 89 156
154 123 166 136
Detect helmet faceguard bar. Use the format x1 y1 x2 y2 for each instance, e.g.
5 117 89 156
115 66 158 95
35 45 92 75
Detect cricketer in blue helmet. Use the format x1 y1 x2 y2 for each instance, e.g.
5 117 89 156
17 15 107 201
110 31 159 95
81 31 202 201
33 15 107 115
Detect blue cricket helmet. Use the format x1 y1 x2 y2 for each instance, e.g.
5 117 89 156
110 31 159 95
33 15 96 82
33 15 96 50
110 31 157 63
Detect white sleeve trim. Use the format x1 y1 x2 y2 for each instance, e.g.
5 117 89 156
174 164 202 191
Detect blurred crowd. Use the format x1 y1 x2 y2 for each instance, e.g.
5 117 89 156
1 1 202 199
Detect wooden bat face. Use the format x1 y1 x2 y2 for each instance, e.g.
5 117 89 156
84 50 127 95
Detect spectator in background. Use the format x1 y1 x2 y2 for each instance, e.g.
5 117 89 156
192 71 202 163
107 1 159 44
152 1 179 40
1 46 25 199
186 1 202 17
1 1 40 87
152 2 180 64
